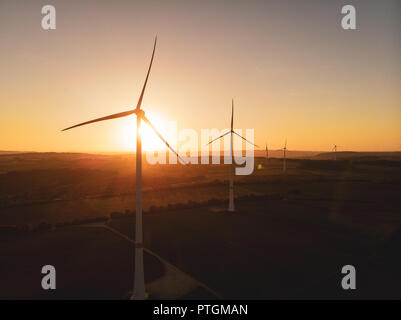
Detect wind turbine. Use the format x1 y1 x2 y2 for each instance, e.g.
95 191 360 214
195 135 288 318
265 142 269 161
206 99 258 212
283 139 287 173
332 144 341 161
62 37 185 300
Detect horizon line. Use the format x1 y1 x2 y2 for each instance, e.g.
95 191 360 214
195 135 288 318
2 149 401 155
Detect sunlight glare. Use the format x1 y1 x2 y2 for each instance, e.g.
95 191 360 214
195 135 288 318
117 111 170 152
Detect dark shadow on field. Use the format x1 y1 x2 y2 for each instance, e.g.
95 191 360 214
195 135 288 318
302 226 401 299
107 193 401 299
0 227 163 299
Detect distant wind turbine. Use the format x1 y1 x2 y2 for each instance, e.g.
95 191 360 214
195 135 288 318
62 37 185 300
333 144 341 161
283 139 287 173
206 99 258 212
265 142 269 161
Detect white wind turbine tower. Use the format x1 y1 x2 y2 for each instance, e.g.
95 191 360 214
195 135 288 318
283 139 287 173
62 37 185 300
206 99 258 212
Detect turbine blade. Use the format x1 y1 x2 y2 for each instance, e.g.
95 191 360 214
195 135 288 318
205 131 231 146
285 139 287 149
142 115 187 165
135 36 157 110
62 109 137 131
233 131 259 147
231 99 234 131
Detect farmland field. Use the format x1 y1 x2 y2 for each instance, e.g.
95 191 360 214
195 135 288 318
1 152 401 299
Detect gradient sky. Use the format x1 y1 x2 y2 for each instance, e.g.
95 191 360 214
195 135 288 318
0 0 400 152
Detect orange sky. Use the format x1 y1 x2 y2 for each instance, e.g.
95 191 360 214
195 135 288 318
0 0 400 153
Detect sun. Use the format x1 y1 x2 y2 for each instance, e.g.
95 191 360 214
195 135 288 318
117 111 170 152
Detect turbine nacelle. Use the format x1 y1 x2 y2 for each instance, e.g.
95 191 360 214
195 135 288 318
206 99 258 148
136 109 146 118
